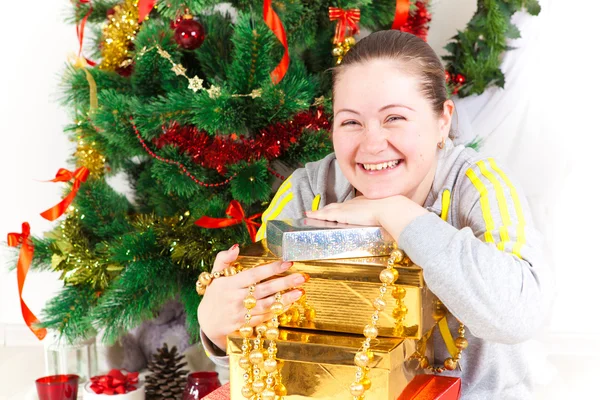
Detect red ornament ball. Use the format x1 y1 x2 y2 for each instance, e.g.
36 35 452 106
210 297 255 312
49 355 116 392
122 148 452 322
455 74 466 84
174 17 205 50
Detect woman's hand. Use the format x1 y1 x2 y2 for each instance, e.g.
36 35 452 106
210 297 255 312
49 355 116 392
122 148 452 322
305 195 428 240
198 245 307 352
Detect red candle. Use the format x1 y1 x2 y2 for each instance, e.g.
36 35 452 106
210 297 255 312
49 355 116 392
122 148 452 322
35 374 79 400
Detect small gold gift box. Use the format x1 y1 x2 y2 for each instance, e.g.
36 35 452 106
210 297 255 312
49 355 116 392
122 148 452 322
227 328 418 400
237 240 435 339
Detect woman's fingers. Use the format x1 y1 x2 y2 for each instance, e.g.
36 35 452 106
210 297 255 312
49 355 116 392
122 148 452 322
212 244 240 272
231 260 294 287
252 289 305 315
253 273 307 299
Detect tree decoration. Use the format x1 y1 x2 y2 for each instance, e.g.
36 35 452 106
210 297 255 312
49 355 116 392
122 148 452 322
173 13 205 50
99 0 140 74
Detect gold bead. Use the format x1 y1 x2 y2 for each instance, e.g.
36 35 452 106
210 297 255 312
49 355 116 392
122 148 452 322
290 306 301 323
392 307 408 320
278 313 292 325
249 349 264 365
379 269 397 284
344 36 356 46
266 327 279 341
354 351 371 367
199 271 213 286
274 383 287 396
444 357 457 371
252 379 266 393
350 382 365 397
419 357 429 369
390 249 405 263
262 389 276 400
256 324 268 336
392 286 406 299
195 283 206 295
239 325 254 338
373 298 387 311
361 377 372 391
455 337 469 350
263 358 278 373
433 306 446 322
271 301 285 315
224 266 237 276
304 307 316 321
243 295 257 310
241 384 253 398
239 356 251 369
363 324 378 339
332 46 343 57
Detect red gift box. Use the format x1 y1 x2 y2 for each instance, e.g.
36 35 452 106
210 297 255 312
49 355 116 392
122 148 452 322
201 382 230 400
397 375 461 400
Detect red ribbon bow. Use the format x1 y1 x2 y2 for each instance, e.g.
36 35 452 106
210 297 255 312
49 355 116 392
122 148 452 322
328 7 361 44
7 222 47 340
195 200 262 242
391 0 411 30
138 0 156 23
76 0 96 66
90 370 139 395
40 166 90 222
264 0 290 84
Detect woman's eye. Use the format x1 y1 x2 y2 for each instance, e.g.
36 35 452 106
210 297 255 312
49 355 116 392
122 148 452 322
385 115 405 123
341 120 360 127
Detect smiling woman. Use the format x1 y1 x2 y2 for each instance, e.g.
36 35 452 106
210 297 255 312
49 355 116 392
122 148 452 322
200 30 553 400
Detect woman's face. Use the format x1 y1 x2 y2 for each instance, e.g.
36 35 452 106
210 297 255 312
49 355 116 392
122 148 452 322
332 59 453 203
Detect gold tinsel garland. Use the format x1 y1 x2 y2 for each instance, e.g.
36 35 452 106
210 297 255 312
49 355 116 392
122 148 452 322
74 130 106 180
47 207 121 290
100 0 140 71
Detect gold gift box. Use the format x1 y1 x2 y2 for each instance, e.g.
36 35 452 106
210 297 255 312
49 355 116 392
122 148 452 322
227 328 418 400
237 240 435 339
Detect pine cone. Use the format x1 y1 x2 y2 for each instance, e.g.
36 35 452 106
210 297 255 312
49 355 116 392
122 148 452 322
145 343 189 400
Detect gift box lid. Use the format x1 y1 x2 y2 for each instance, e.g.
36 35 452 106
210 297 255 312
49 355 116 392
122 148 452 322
266 218 396 261
227 328 416 372
237 239 423 288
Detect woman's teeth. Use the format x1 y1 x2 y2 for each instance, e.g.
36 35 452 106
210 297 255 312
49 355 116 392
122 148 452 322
361 160 400 171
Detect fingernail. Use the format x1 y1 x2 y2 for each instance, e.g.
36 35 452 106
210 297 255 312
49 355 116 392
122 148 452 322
293 273 306 285
229 244 239 251
281 261 293 271
301 272 310 283
291 289 304 301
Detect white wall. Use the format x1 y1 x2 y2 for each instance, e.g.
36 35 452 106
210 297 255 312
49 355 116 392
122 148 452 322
1 1 599 396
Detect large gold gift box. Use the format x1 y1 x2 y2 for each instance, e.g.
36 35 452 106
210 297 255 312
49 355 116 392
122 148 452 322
237 240 435 339
227 328 418 400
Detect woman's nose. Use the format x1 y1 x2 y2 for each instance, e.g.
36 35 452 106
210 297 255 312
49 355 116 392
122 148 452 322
360 124 388 154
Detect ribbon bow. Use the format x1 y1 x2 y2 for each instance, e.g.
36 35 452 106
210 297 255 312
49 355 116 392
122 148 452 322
7 222 47 340
138 0 156 23
328 7 361 44
90 369 139 395
391 0 411 30
40 166 90 222
195 200 262 242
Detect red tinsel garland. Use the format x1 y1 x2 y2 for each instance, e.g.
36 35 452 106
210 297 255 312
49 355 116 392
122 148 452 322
154 109 331 175
398 1 432 41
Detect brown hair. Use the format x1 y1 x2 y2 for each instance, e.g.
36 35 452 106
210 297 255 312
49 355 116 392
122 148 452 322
332 30 448 117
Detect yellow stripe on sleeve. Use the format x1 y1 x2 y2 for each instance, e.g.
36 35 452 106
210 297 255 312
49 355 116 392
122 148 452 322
476 160 512 251
255 176 293 241
465 168 495 244
311 194 321 211
441 189 451 222
488 159 526 258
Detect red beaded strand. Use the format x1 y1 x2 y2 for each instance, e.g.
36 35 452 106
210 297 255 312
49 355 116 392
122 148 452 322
130 118 235 188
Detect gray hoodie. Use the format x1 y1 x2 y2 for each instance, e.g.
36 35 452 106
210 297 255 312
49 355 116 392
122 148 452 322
202 141 552 399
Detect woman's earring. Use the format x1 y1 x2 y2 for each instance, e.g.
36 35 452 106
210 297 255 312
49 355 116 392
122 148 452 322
437 138 446 149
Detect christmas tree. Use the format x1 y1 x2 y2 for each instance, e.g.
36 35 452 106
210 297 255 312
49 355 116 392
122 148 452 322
8 0 539 346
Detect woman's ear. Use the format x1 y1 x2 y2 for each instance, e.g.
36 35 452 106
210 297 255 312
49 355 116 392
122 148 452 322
439 99 454 140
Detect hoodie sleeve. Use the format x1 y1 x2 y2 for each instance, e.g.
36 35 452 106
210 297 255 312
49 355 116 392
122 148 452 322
398 158 553 344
